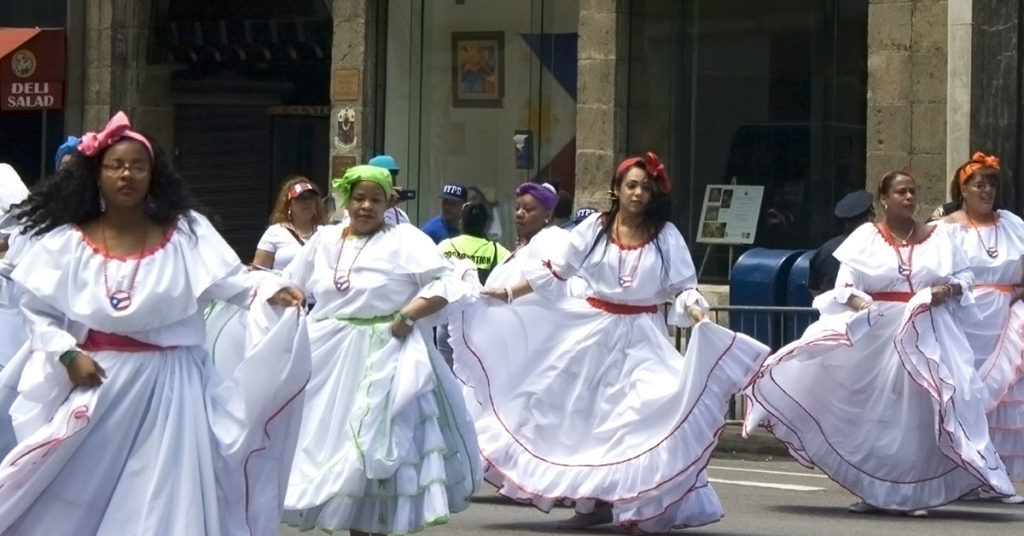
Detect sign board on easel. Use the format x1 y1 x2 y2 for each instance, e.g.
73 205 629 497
696 185 764 244
696 184 764 278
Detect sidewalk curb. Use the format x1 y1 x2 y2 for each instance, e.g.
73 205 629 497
714 421 791 458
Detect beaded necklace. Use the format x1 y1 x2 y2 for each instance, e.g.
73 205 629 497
333 229 372 292
100 224 149 311
965 213 999 259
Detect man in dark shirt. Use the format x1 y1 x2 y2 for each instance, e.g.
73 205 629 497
808 190 874 295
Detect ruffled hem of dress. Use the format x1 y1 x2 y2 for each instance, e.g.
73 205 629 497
978 302 1024 412
747 300 1013 509
285 326 479 534
450 314 766 529
988 378 1024 482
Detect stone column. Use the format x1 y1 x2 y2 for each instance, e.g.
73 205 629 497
946 0 972 189
866 0 947 213
328 0 378 184
574 0 629 210
83 0 174 148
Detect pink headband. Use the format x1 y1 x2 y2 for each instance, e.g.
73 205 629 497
77 111 154 160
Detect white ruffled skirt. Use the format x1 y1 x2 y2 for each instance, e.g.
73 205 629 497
970 292 1024 482
283 316 481 534
0 306 310 536
450 295 768 533
744 290 1014 509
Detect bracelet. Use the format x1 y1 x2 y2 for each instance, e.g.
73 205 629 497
395 311 415 327
58 349 79 367
504 287 515 304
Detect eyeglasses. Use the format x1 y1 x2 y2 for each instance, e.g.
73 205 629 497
101 162 150 176
967 181 997 192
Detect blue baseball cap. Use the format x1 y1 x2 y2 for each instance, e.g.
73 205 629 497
573 207 599 224
440 183 468 202
368 154 399 171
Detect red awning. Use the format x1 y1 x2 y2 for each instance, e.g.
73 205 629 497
0 27 65 111
0 28 41 60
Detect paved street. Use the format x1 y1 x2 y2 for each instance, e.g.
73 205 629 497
279 455 1024 535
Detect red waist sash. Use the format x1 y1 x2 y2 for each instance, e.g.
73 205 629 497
868 292 913 303
586 297 658 315
80 330 171 353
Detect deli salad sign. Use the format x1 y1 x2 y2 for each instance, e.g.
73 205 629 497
6 80 62 109
0 28 65 111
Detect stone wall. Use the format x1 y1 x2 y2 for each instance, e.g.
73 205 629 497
83 0 174 149
327 0 378 214
574 0 629 210
866 0 948 213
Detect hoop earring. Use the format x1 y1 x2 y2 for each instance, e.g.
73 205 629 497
98 194 106 213
288 208 293 220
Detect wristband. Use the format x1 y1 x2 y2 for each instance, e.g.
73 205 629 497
59 349 79 367
395 311 415 327
504 287 515 304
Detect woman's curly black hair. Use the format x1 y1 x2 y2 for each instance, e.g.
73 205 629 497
15 133 204 237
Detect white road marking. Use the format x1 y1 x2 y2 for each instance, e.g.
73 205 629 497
709 465 829 479
709 478 826 492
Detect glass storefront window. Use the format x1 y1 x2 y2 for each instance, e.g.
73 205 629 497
384 0 579 247
629 0 867 281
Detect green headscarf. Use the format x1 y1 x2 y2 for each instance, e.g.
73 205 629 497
331 165 394 204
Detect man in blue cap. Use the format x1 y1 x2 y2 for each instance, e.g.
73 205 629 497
808 189 875 294
421 183 467 243
368 154 411 225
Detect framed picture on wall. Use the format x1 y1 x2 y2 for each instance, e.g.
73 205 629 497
452 31 505 108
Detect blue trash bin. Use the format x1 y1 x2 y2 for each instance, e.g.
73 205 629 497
730 248 804 348
784 250 819 344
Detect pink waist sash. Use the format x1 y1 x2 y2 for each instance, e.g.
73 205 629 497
80 330 172 353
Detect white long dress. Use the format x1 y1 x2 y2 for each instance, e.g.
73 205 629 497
485 225 586 299
0 212 311 536
954 210 1024 482
282 223 480 535
744 222 1015 509
0 162 29 370
0 232 29 459
450 214 770 533
0 233 27 369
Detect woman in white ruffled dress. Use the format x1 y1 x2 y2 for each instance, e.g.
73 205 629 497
744 170 1015 515
282 165 480 536
0 163 29 371
450 153 770 533
485 181 582 298
943 153 1024 499
0 163 30 459
0 112 310 536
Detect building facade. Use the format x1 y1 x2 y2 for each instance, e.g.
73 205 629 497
0 0 1016 278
